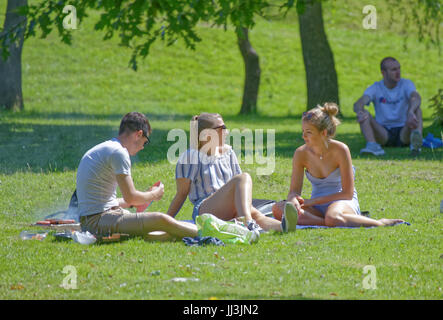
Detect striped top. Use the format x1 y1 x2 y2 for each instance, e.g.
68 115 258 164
175 145 242 205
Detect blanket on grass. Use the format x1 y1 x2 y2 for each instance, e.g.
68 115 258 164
182 220 411 229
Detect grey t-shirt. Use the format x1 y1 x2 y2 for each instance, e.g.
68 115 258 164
76 138 131 217
364 78 416 129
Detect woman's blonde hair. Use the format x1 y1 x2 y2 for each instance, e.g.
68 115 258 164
302 102 341 138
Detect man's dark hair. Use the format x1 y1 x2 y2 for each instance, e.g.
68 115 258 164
119 112 151 136
380 57 398 71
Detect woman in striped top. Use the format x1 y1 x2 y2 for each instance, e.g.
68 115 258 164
166 113 298 234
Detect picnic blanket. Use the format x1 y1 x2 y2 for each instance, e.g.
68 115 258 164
182 220 411 229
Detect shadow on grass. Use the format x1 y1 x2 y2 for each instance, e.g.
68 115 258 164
0 111 441 174
0 120 175 175
0 110 192 122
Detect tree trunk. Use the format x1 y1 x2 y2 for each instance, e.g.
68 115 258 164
298 0 339 111
0 0 27 111
237 28 260 115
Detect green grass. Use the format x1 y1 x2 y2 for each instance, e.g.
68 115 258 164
0 0 442 300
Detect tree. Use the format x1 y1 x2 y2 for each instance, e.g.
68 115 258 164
3 0 269 113
2 0 441 113
237 27 260 114
297 0 339 110
0 0 27 111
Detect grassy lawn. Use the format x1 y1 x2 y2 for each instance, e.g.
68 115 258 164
0 0 442 300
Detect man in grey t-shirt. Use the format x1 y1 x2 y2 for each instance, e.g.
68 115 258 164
76 112 197 240
353 57 423 156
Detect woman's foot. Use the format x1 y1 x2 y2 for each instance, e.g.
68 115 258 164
281 202 298 232
379 218 404 226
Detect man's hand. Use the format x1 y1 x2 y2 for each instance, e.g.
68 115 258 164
406 112 419 129
356 110 370 123
135 182 164 212
149 182 164 201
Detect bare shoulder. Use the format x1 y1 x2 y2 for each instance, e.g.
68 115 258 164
292 144 308 166
329 140 351 157
293 144 308 159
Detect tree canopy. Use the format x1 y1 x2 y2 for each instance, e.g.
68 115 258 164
15 0 291 70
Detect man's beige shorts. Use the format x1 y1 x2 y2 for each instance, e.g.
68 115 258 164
80 207 152 236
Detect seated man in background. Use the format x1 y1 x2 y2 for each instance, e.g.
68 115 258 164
353 57 423 156
76 111 197 241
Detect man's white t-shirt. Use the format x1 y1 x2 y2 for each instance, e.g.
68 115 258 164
364 78 416 129
76 138 131 217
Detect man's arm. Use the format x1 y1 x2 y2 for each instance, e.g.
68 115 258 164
353 95 371 114
405 91 421 129
166 178 191 217
408 91 421 114
116 174 164 206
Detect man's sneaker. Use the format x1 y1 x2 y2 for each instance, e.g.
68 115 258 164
281 202 298 233
410 130 422 156
360 142 385 156
247 219 265 234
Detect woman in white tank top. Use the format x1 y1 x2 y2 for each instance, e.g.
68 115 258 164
272 103 405 228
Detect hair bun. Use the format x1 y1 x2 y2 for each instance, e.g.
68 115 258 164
322 102 339 117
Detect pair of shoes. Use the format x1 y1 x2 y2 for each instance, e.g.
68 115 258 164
360 142 385 156
281 202 298 233
247 219 266 234
410 130 422 156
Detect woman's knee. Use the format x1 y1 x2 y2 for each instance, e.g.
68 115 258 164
324 211 345 227
233 172 252 184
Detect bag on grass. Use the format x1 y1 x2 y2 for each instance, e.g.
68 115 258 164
195 213 258 245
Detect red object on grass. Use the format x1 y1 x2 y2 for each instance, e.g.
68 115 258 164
36 219 76 225
36 220 51 225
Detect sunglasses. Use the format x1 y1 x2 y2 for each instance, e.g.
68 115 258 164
302 111 315 120
142 131 151 147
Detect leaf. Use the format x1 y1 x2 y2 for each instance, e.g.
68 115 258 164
10 284 25 290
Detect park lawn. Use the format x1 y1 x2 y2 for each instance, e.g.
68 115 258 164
0 0 442 299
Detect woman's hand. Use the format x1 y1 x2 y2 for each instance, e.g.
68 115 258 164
295 195 304 206
301 198 315 208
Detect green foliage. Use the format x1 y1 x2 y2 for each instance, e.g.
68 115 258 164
7 0 440 68
386 0 441 52
0 0 442 299
428 89 443 126
15 0 276 70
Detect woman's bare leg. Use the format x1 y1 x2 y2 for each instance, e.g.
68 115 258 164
198 173 254 221
272 200 326 226
251 207 282 232
324 202 404 227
